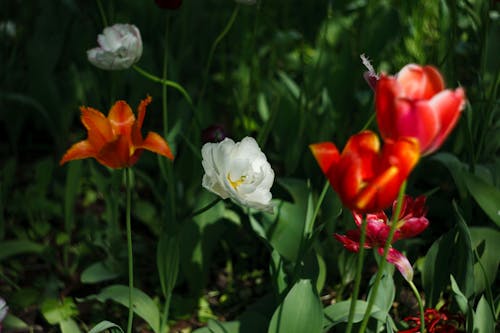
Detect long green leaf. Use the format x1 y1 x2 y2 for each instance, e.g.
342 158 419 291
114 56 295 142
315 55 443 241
88 320 124 333
323 300 385 330
268 279 323 333
0 240 44 262
463 171 500 226
86 285 160 333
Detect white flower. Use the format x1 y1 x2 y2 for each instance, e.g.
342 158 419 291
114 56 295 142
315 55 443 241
0 297 7 323
87 23 142 70
202 137 274 212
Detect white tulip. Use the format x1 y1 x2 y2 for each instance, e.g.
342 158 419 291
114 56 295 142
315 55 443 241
87 23 142 70
202 137 274 213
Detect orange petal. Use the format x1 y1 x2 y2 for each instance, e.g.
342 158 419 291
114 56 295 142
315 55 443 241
132 96 152 145
60 140 97 165
397 64 444 100
108 100 135 137
80 107 114 149
309 142 340 175
139 131 174 160
96 135 133 168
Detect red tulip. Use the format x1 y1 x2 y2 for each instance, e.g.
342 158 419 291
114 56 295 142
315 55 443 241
399 306 464 333
376 64 465 155
310 131 420 213
334 196 429 281
60 96 173 168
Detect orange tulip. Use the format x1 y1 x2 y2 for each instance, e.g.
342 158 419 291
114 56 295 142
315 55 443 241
310 131 419 213
376 64 465 155
60 96 173 168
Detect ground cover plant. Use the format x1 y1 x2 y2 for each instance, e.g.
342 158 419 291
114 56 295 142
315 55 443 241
0 0 499 332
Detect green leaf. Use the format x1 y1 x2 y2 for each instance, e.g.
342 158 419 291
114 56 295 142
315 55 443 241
323 300 385 330
157 232 180 298
422 203 474 307
3 313 29 330
268 279 323 333
60 318 82 333
265 178 310 262
86 285 160 333
450 275 469 314
88 320 124 333
463 171 500 227
41 298 78 325
470 227 500 294
432 152 468 198
473 296 495 333
0 240 45 261
81 261 120 284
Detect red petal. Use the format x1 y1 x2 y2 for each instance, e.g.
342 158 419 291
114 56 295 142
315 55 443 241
309 142 340 175
425 88 465 154
60 140 96 165
96 135 132 168
139 132 174 160
397 64 444 100
376 75 400 141
80 107 114 150
392 99 439 153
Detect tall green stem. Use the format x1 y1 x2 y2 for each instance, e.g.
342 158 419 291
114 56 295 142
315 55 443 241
198 5 240 104
358 181 407 333
345 215 368 333
132 65 193 107
125 167 134 333
408 279 425 333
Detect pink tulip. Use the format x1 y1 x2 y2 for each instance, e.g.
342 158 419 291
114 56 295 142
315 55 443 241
334 196 429 281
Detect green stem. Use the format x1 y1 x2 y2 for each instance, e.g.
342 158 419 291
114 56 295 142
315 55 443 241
408 280 425 333
358 181 407 333
189 198 222 219
125 167 134 333
132 65 193 107
198 5 240 104
345 215 368 333
96 0 108 27
307 180 330 236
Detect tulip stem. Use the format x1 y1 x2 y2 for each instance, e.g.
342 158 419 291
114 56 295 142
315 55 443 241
132 65 193 107
125 167 134 333
358 181 407 333
307 180 330 236
198 4 240 104
408 279 425 333
189 198 222 219
96 0 108 27
345 215 368 333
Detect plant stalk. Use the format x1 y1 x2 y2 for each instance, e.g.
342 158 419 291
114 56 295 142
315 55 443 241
125 167 134 333
358 181 407 333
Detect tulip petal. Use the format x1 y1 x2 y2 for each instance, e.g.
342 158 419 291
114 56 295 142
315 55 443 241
376 75 400 141
80 107 115 149
96 135 131 168
140 132 174 160
60 140 97 165
392 99 439 153
132 96 152 145
378 247 414 281
397 64 444 100
309 142 340 175
425 88 465 154
108 100 135 137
